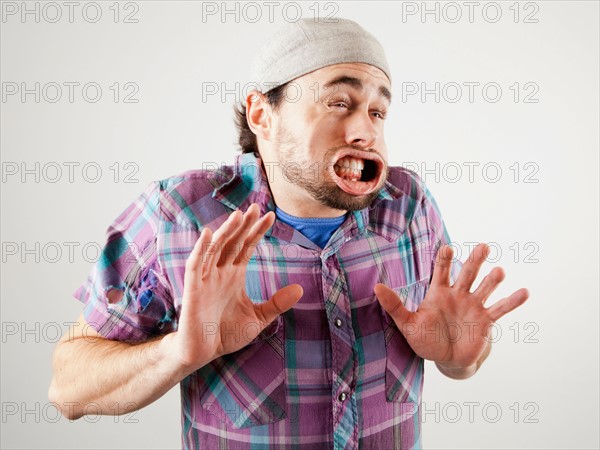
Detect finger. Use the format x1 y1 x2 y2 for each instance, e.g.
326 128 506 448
234 210 276 265
431 245 454 287
487 288 530 322
183 227 213 293
255 284 304 325
472 266 505 304
374 283 412 326
217 204 261 266
185 227 213 274
454 243 489 292
202 210 243 270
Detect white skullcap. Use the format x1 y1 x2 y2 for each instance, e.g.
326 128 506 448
249 17 391 93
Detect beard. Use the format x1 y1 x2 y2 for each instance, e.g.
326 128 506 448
273 120 387 212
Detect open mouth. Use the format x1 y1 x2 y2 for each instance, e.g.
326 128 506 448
331 151 385 196
334 156 378 182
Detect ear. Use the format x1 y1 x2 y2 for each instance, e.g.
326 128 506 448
246 90 274 141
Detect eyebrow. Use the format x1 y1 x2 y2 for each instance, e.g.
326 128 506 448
322 75 392 104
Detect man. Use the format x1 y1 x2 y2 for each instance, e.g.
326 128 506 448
49 18 529 449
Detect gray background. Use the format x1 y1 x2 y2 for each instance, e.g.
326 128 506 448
1 1 598 449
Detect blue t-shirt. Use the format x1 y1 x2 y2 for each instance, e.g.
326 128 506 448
275 207 346 249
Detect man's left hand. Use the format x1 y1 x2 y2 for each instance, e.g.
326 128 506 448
374 243 529 376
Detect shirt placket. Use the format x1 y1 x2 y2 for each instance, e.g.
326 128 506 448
321 250 359 450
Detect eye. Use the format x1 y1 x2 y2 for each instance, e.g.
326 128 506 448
326 94 351 109
372 110 387 120
328 100 349 109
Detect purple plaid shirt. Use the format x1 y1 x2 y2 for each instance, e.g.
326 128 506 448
74 152 461 450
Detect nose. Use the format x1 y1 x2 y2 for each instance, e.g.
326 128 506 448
344 107 378 150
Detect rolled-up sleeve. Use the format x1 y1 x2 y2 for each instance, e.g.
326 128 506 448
72 181 176 342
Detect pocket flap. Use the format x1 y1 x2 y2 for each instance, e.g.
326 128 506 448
382 279 428 404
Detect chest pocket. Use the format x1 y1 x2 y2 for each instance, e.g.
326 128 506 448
184 314 287 429
380 278 429 404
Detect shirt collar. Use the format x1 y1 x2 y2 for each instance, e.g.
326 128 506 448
212 152 276 213
212 152 406 242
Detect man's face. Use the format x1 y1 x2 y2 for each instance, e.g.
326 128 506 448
266 63 391 213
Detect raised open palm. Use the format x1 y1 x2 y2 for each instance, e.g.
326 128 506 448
375 243 529 369
167 203 304 373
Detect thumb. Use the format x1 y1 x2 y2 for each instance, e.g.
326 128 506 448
374 283 412 326
255 284 304 326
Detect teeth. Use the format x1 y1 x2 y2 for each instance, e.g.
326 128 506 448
334 156 367 181
337 157 364 170
336 157 364 169
334 165 361 181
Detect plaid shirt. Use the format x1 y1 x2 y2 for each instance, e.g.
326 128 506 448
74 152 461 450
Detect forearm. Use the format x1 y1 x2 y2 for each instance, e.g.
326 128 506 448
48 332 198 420
435 340 492 380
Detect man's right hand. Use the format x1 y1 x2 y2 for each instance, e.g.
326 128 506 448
162 203 304 376
49 203 301 420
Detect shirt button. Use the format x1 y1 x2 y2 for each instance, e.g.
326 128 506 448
338 392 347 402
334 318 342 328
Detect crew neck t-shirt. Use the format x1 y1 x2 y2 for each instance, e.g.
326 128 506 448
275 206 347 249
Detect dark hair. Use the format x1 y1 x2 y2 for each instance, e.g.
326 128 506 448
233 82 289 154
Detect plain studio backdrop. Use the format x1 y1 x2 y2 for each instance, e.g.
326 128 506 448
1 1 598 449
